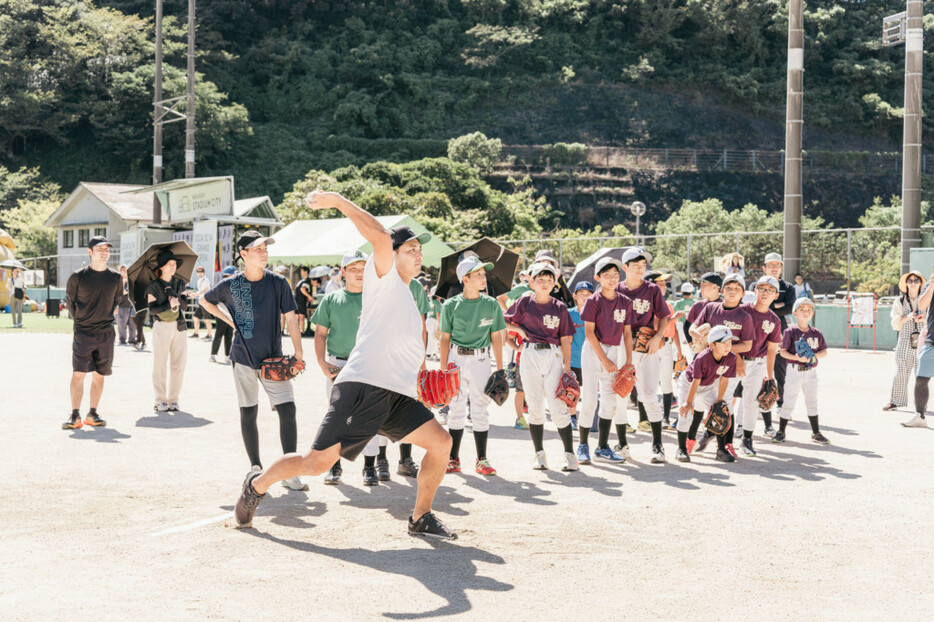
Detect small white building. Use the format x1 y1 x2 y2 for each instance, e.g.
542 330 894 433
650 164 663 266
45 177 281 286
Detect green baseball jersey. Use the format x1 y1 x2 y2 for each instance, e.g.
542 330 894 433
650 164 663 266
441 294 507 349
431 298 442 316
506 283 532 301
409 279 431 315
311 289 363 358
673 298 694 314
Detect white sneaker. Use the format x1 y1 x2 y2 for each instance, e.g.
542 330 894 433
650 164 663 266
734 425 744 439
155 402 169 412
219 356 230 365
901 415 929 428
613 444 632 460
562 452 579 472
650 444 666 464
532 450 548 470
281 476 309 491
209 355 216 362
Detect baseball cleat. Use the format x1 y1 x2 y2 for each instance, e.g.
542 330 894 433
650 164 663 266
685 439 696 455
562 452 580 472
715 448 735 463
650 444 666 464
811 432 830 444
771 430 786 443
696 431 713 452
408 512 457 540
594 446 625 463
901 415 928 428
613 444 632 460
362 465 379 486
398 457 419 477
376 457 391 481
62 413 83 430
234 468 265 528
763 426 776 438
725 443 738 459
84 413 106 427
475 459 497 476
532 450 548 470
741 437 757 456
637 420 652 432
675 448 691 462
576 443 592 465
514 416 529 430
281 476 308 491
446 458 462 474
323 465 342 485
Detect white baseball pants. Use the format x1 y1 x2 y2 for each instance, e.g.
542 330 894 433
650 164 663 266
675 374 718 433
447 347 492 433
580 341 627 428
778 365 819 419
739 357 768 433
616 350 663 424
519 345 572 428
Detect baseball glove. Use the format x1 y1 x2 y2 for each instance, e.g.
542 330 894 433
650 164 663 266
260 356 306 381
325 364 343 378
612 364 636 399
483 369 510 407
673 355 688 381
705 400 732 436
756 378 779 411
691 323 711 354
795 337 818 367
417 363 461 408
555 370 581 408
633 326 656 353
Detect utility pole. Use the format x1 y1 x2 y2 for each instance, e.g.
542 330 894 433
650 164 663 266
152 0 163 224
185 0 196 178
782 0 804 281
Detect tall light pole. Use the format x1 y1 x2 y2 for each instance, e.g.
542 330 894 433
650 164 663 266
782 0 804 281
884 4 923 273
152 0 163 224
630 201 646 246
185 0 196 178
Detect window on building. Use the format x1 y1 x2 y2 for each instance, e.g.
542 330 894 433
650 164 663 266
79 228 90 248
94 227 106 237
63 230 74 248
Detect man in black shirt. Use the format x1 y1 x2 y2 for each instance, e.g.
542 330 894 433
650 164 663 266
62 236 123 430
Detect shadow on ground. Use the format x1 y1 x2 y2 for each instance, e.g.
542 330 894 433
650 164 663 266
68 427 132 443
136 410 213 428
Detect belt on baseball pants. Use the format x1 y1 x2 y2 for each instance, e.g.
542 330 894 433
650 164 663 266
455 345 489 356
526 342 557 351
327 355 347 363
742 355 761 362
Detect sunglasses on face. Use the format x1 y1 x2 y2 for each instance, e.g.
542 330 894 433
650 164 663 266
908 278 921 284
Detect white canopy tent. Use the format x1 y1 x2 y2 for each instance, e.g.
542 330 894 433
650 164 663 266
266 214 453 267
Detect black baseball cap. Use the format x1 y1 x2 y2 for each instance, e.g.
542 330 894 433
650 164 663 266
236 230 276 252
87 235 112 249
389 226 431 250
695 272 722 287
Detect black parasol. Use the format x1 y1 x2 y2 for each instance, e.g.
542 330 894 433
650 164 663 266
434 238 519 300
567 246 639 292
127 241 199 312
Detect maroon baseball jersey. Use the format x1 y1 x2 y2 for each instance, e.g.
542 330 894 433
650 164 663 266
685 349 737 386
781 325 827 355
696 302 754 343
580 291 633 346
504 295 575 346
741 303 782 358
617 281 670 329
687 299 712 324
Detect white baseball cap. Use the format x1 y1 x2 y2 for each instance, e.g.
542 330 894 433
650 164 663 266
621 247 653 264
595 256 624 275
755 275 780 291
764 252 783 264
456 255 493 281
722 273 745 289
680 282 694 294
793 297 815 313
341 249 369 268
529 261 558 279
708 325 739 343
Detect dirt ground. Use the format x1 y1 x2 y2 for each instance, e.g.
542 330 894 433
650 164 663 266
2 332 931 621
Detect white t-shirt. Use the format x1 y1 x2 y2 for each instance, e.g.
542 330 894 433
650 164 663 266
197 275 211 298
334 257 424 398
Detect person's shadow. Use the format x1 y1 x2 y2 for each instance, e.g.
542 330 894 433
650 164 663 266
69 427 131 443
246 530 513 619
135 410 213 428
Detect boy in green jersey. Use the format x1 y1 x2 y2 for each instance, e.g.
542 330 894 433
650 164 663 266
440 255 507 476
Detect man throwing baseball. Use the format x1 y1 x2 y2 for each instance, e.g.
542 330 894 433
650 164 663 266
234 192 456 540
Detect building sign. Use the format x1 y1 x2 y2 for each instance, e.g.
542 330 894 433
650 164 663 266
160 178 234 224
192 220 217 284
120 229 139 266
217 225 234 284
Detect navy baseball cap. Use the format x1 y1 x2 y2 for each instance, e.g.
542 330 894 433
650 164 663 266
389 226 431 250
696 272 723 288
574 281 595 293
87 235 112 249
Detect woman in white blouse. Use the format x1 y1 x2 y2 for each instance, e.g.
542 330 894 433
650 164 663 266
884 270 926 411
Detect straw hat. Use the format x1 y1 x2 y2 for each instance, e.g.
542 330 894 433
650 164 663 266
898 270 926 293
720 252 744 272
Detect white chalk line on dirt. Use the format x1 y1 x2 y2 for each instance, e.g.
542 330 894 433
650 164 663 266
149 512 232 537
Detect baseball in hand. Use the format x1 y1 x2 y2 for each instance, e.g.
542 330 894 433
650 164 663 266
304 189 335 210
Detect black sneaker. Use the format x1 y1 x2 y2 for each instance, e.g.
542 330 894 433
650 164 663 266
376 458 391 481
84 413 106 427
408 512 457 540
362 465 379 486
323 464 342 485
741 437 756 457
675 448 691 463
234 469 265 528
811 432 830 445
398 457 419 477
696 431 712 452
772 430 786 443
715 448 735 463
62 413 83 430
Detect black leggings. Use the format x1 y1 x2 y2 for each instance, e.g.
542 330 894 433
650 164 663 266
212 320 233 356
239 401 298 468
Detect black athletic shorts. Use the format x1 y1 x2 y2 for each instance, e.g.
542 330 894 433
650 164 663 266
72 329 116 375
312 381 434 460
194 304 209 320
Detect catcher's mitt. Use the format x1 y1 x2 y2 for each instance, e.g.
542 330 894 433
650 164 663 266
691 323 711 354
483 369 510 406
795 337 818 367
555 370 581 408
633 326 657 353
612 364 636 399
756 378 779 411
325 364 342 378
705 400 732 436
260 356 306 381
417 363 461 408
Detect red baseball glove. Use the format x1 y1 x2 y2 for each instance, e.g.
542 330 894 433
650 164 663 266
417 363 461 408
260 356 306 381
612 364 636 398
555 370 581 408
